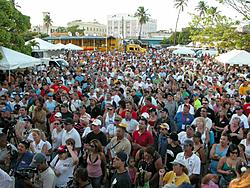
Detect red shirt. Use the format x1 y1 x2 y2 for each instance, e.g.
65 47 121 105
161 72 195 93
120 110 137 120
243 103 250 116
132 130 154 147
140 104 157 114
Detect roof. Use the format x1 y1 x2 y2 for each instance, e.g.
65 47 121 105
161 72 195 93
44 35 115 41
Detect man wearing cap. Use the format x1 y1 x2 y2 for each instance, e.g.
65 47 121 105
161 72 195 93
86 97 102 119
61 118 82 152
25 153 56 188
121 109 139 134
175 140 201 187
84 119 107 147
174 104 194 132
178 125 195 148
156 123 170 161
230 106 249 130
108 123 131 159
177 96 195 115
111 151 132 188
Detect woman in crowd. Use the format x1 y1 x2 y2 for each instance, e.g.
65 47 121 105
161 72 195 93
45 93 57 113
51 120 63 155
86 139 107 188
30 129 48 154
240 131 250 165
217 144 242 188
222 117 243 145
213 110 229 143
103 104 117 139
50 144 79 188
195 117 210 147
193 131 206 175
32 97 47 132
209 133 229 174
159 158 190 187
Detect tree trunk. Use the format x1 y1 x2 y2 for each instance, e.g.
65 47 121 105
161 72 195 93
138 23 142 40
174 8 181 45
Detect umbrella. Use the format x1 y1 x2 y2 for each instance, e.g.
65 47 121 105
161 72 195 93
172 48 196 55
196 50 218 57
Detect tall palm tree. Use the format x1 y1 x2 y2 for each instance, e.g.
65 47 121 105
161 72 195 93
195 1 208 17
173 0 188 45
43 15 53 35
208 6 221 23
28 40 40 49
134 6 150 40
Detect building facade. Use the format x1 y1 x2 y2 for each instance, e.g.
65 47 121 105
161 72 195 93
67 20 107 36
107 13 157 38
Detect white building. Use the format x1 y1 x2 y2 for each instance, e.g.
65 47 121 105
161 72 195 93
107 13 157 38
67 20 107 36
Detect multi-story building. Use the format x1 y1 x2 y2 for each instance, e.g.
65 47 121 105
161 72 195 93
67 20 107 36
107 13 157 38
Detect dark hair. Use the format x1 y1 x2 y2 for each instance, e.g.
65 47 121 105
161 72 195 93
74 167 89 182
226 144 240 157
144 146 156 158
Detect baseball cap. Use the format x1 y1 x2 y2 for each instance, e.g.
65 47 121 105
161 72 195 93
159 123 170 130
117 123 128 129
64 117 74 125
183 139 194 147
160 108 168 113
171 158 187 168
57 145 68 154
48 92 53 97
55 112 62 118
116 151 127 162
92 119 102 126
169 132 178 142
30 153 47 168
141 112 149 120
114 115 122 122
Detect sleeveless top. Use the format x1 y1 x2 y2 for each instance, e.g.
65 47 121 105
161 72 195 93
221 162 237 182
87 154 103 177
226 126 241 145
210 144 228 174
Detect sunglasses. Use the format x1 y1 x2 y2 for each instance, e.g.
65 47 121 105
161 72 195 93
231 151 238 155
201 110 207 112
107 108 113 111
161 128 167 131
54 123 60 125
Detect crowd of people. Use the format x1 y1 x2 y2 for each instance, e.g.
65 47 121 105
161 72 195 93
0 48 250 188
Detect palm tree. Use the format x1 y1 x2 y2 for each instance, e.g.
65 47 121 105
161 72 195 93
207 6 221 23
195 1 208 17
43 15 53 35
28 40 40 49
173 0 188 45
134 6 150 40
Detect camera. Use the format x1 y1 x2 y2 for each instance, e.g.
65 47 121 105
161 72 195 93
14 168 37 180
7 144 18 159
136 160 148 187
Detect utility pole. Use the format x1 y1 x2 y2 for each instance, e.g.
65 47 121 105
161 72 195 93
122 16 125 52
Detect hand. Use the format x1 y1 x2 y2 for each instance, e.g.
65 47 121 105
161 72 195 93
159 169 165 176
66 145 73 151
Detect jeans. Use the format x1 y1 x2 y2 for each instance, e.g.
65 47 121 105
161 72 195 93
89 176 102 188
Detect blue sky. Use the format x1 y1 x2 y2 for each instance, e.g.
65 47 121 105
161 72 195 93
18 0 242 30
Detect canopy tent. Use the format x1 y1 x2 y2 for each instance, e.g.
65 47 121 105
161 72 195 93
167 44 183 50
172 47 196 55
54 43 68 50
196 49 218 57
25 38 58 51
215 50 250 65
65 43 83 51
0 46 41 70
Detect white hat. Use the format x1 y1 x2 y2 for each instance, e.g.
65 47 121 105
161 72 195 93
171 158 187 168
92 119 102 126
55 112 62 118
141 112 149 120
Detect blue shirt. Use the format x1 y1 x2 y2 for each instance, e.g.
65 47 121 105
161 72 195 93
174 112 194 131
16 152 34 170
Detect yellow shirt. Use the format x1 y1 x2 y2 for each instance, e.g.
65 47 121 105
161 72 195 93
163 171 190 187
239 84 250 95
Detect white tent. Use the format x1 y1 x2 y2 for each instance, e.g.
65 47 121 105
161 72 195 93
215 50 250 65
25 38 58 51
167 44 183 50
172 47 196 55
0 46 41 70
54 43 68 50
65 43 83 51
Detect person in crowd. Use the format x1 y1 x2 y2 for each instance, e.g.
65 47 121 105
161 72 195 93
86 139 107 188
86 97 102 118
159 158 190 187
32 97 47 132
73 167 93 188
45 93 57 113
121 108 139 134
165 93 178 132
84 119 108 147
61 117 82 152
30 129 48 154
50 144 78 188
209 133 229 174
193 131 206 175
51 120 63 155
217 144 242 188
177 96 195 115
213 110 229 143
0 168 14 188
194 117 210 146
239 130 250 165
222 117 244 145
230 106 249 130
132 117 154 156
175 140 201 187
156 123 170 163
195 98 215 122
201 174 219 188
103 104 117 140
111 151 132 188
178 125 195 148
192 107 213 131
174 104 194 132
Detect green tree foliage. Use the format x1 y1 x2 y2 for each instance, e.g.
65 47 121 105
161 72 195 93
43 14 53 35
173 0 188 45
216 0 250 20
189 5 250 51
195 1 208 17
0 0 32 58
134 6 150 40
168 28 192 45
56 26 67 33
67 25 85 36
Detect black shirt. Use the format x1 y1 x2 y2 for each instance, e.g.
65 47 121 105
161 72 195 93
84 131 108 146
111 171 132 188
166 144 183 170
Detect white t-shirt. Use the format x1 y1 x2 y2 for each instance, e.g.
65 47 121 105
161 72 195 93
31 140 46 153
0 168 13 188
176 152 201 176
50 155 75 188
38 167 56 188
240 139 250 161
62 128 82 148
178 132 193 147
52 129 63 150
